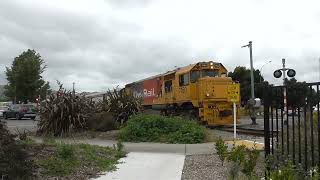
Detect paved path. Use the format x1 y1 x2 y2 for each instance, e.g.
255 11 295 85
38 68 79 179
34 138 217 155
95 152 185 180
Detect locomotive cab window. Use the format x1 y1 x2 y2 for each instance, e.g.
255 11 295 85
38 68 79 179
190 70 200 83
201 70 219 77
179 73 189 86
164 80 172 93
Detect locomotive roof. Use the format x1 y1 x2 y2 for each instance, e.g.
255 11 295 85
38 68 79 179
125 61 227 86
175 62 227 74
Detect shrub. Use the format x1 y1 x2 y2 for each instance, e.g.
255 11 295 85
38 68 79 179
100 88 142 124
38 82 96 136
267 161 304 180
242 145 260 177
119 114 206 144
87 111 119 131
214 140 260 179
0 121 33 179
215 136 228 166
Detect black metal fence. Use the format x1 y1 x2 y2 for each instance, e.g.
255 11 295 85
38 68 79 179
264 82 320 171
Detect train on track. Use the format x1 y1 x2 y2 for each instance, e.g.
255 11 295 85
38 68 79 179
125 61 240 126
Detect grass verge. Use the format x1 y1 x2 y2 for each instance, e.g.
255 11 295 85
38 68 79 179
18 138 126 179
119 114 207 144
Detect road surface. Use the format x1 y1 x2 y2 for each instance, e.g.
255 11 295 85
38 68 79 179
1 119 38 133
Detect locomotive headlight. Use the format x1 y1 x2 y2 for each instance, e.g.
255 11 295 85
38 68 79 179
206 93 210 97
210 66 214 69
210 62 213 65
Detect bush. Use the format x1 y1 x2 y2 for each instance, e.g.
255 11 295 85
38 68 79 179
215 137 228 166
214 140 260 179
0 121 33 179
38 82 96 136
99 88 142 124
87 112 119 131
119 114 206 144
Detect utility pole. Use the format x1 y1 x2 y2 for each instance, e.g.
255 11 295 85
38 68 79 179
242 41 257 125
248 41 255 99
72 82 75 96
318 57 320 81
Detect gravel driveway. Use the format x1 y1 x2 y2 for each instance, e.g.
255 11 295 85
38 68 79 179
181 154 230 180
181 153 265 180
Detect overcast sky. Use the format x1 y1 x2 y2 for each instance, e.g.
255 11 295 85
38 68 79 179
1 0 320 92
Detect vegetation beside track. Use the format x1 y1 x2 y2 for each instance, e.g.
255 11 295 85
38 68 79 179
119 114 207 144
17 137 125 179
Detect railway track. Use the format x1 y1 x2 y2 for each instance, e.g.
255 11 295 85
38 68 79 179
217 126 265 136
217 126 280 137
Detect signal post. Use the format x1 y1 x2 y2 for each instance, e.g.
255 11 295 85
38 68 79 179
273 59 296 124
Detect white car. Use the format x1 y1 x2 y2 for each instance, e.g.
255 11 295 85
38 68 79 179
0 106 9 118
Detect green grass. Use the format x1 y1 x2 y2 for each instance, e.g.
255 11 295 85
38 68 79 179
15 136 126 177
16 137 37 145
43 136 57 145
38 154 80 176
119 114 207 144
36 142 125 177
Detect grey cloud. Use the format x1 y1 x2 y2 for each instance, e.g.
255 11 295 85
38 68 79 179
108 0 155 8
1 0 320 92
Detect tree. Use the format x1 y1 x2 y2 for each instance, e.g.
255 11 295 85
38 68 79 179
285 78 319 108
4 49 51 103
228 66 266 105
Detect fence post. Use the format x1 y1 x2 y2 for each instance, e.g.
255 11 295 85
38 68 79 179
264 86 271 156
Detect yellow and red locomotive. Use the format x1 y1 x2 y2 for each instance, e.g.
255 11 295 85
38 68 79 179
125 61 240 126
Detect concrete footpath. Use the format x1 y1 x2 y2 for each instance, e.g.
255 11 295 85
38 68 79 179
95 152 185 180
39 138 218 155
32 137 264 180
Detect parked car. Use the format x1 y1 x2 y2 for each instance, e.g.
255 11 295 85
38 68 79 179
0 106 9 118
3 104 36 120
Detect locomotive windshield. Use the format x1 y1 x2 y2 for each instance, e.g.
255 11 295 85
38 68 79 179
201 70 219 77
190 70 200 83
191 69 220 83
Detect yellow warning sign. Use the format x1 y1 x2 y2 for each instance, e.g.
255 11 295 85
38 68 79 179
227 84 240 102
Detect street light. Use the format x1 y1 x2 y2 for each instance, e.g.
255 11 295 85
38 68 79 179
259 60 272 83
241 41 257 125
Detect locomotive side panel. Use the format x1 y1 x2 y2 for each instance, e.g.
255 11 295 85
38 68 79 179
143 78 163 105
126 81 144 98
